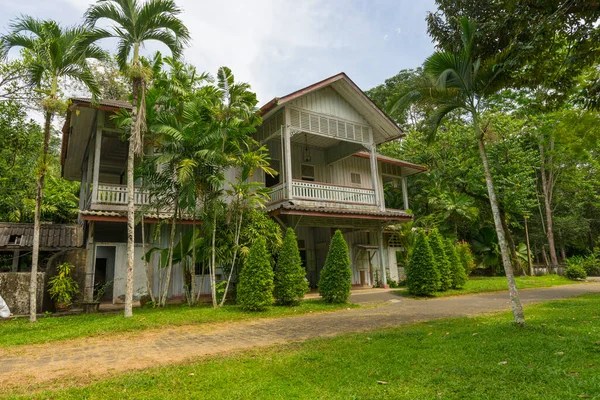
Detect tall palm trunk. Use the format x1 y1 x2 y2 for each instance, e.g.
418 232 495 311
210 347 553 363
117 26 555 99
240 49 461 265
477 130 525 326
29 109 52 322
124 77 139 318
210 209 218 308
219 207 243 307
539 141 559 267
141 214 155 303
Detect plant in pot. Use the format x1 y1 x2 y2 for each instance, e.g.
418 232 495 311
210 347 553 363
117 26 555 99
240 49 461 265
48 262 80 311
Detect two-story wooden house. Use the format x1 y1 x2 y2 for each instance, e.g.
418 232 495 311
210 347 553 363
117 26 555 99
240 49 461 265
61 73 425 303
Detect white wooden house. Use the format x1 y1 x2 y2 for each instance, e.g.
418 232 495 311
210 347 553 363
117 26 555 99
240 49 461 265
60 73 425 302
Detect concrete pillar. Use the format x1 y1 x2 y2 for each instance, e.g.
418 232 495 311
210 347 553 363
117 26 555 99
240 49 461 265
84 221 96 302
11 250 19 272
378 224 389 288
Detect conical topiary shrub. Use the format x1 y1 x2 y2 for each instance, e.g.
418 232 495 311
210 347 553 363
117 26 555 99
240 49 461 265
236 237 274 311
428 229 452 291
406 229 439 296
318 230 352 303
445 239 468 289
274 228 309 305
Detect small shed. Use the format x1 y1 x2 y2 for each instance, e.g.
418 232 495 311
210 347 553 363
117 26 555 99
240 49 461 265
0 223 84 272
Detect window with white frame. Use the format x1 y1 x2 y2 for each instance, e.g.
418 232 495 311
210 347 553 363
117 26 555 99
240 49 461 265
301 164 315 181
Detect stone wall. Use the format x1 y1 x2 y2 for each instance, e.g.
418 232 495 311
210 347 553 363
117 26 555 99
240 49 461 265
0 272 44 315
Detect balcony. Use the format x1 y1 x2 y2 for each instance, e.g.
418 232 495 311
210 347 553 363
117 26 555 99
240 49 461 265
269 180 377 206
86 184 151 210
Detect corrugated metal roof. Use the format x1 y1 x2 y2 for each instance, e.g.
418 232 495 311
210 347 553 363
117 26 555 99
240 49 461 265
71 97 132 110
0 223 83 249
269 201 411 219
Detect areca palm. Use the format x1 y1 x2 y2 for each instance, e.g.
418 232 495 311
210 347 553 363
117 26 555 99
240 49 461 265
84 0 190 317
393 18 525 325
0 17 103 322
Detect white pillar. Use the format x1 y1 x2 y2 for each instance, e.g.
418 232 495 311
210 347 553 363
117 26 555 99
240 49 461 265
91 121 103 204
284 108 293 200
401 176 409 210
377 224 388 288
369 141 383 210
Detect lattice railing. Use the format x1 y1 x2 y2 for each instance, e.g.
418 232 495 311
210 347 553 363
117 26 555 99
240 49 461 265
288 107 371 144
291 180 376 205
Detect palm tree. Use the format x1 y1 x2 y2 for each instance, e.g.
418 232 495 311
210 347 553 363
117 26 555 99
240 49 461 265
393 18 526 325
0 17 103 322
84 0 190 317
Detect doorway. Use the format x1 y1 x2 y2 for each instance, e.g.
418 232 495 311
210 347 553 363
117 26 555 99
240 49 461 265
94 246 116 302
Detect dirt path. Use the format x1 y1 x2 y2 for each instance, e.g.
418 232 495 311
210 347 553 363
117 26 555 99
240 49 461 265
2 283 599 391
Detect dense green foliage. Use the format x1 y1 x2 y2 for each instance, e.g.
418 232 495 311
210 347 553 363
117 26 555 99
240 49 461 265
565 258 588 281
236 238 274 311
445 239 467 289
18 295 600 399
47 263 80 306
406 230 439 296
455 241 475 276
428 229 452 291
274 228 309 305
318 230 352 303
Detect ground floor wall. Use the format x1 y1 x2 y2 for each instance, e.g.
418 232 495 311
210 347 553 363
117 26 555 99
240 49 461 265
0 272 44 315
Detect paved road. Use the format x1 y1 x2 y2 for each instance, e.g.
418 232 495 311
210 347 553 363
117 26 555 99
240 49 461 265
1 283 599 391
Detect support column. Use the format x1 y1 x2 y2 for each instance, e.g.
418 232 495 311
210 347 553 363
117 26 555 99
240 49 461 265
84 221 96 302
377 224 389 288
283 108 293 200
12 250 19 272
369 140 383 210
401 176 409 210
91 120 103 205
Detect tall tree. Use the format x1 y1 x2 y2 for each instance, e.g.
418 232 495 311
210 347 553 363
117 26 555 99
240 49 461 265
393 18 526 325
1 18 103 322
84 0 190 317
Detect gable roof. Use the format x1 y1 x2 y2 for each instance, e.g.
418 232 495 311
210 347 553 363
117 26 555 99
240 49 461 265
260 73 403 145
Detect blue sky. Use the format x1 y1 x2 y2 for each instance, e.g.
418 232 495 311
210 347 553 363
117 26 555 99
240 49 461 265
0 0 437 104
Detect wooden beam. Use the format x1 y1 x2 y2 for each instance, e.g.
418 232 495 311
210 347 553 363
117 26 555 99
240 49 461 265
368 133 383 210
377 224 389 288
11 250 19 272
401 176 409 210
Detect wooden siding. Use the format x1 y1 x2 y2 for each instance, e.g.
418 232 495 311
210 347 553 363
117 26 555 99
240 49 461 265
289 86 369 125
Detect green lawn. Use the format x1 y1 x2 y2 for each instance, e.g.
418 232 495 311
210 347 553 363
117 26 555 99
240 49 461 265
0 300 356 348
10 293 600 399
398 274 581 298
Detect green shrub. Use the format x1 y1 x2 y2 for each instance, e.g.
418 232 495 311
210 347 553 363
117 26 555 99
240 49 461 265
428 229 452 291
582 254 600 276
565 257 587 280
318 230 352 303
48 262 80 306
446 239 468 289
274 228 309 305
236 237 274 311
406 229 440 296
456 241 475 276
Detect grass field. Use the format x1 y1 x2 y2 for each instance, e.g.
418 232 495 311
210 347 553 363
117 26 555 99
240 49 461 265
0 300 356 348
398 274 580 298
9 293 600 399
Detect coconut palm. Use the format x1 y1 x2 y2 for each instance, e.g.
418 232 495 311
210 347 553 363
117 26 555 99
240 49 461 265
392 17 525 325
0 17 104 322
84 0 190 317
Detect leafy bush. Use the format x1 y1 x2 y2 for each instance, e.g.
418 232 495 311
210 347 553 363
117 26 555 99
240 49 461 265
318 230 352 303
446 239 468 289
274 228 309 305
565 258 587 280
582 253 600 276
456 241 476 276
236 237 274 311
48 262 80 306
428 229 452 291
406 229 440 296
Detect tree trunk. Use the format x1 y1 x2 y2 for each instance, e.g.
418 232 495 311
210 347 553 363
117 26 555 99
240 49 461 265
539 142 559 267
124 78 140 318
141 215 155 304
477 136 525 326
210 209 218 308
29 110 52 323
162 204 178 306
219 208 243 307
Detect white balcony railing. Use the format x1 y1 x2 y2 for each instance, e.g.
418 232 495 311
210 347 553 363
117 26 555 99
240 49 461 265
96 184 150 206
269 184 285 203
291 180 376 205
